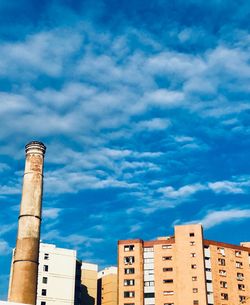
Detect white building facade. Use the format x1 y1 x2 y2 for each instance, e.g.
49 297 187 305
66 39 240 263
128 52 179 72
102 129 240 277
37 243 77 305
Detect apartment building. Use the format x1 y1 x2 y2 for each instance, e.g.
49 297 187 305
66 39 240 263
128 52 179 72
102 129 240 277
37 243 79 305
118 224 250 305
80 263 98 305
97 267 118 305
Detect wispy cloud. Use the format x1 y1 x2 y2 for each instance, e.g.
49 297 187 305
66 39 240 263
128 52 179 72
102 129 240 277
0 0 250 299
0 239 11 255
43 208 62 220
187 208 250 229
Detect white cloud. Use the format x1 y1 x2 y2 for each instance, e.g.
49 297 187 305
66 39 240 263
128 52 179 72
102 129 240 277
136 118 171 131
158 183 207 199
208 181 247 194
0 239 11 255
43 208 62 219
41 230 103 247
190 208 250 229
0 29 82 78
0 223 16 237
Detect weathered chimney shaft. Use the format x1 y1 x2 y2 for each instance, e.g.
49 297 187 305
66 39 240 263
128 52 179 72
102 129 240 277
9 141 46 305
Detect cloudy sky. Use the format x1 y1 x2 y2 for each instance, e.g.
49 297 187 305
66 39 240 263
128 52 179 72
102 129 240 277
0 0 250 299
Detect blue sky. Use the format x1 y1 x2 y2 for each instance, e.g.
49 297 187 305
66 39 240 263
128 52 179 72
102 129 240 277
0 0 250 299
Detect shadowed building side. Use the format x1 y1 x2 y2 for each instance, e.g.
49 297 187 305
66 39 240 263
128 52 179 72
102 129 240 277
8 141 46 305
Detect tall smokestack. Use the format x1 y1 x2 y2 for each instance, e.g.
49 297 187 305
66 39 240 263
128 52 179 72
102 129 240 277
9 141 46 305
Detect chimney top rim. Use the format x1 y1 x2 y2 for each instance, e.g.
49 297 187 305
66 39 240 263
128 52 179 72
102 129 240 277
25 141 46 153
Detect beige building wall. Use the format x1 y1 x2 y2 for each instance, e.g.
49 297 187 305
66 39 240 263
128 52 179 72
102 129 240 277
204 240 250 305
0 301 29 305
118 224 250 305
97 267 117 305
174 225 207 305
118 240 144 305
81 263 98 305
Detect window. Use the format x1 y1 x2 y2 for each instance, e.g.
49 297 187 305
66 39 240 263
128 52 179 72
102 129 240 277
190 241 195 246
237 273 244 280
144 258 154 264
144 270 154 276
42 277 48 284
192 276 197 281
125 268 135 274
217 247 225 256
144 247 154 252
238 284 245 291
164 303 174 305
124 279 135 286
189 233 195 237
163 267 173 272
191 253 196 257
219 269 226 276
163 279 173 283
193 288 198 293
44 253 49 260
193 301 199 305
43 265 48 272
162 245 172 249
235 251 241 257
236 261 243 268
163 291 174 295
41 289 47 296
218 258 226 266
41 302 46 305
205 268 211 272
162 256 172 261
221 293 228 300
124 291 135 298
191 264 197 269
220 281 227 288
124 303 135 305
239 296 246 302
124 256 135 265
144 281 154 287
124 245 134 252
144 293 155 298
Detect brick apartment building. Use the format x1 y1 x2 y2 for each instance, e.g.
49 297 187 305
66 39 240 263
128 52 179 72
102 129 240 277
118 224 250 305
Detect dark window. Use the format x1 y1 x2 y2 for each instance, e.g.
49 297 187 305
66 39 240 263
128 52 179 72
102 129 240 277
162 256 172 261
124 291 135 298
193 301 199 305
42 277 48 284
163 279 173 283
218 258 226 266
41 289 47 296
41 302 46 305
124 279 135 286
124 245 135 252
124 268 135 274
124 256 135 265
44 253 49 260
144 293 155 298
190 233 195 237
221 293 228 300
163 268 173 272
43 265 48 272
